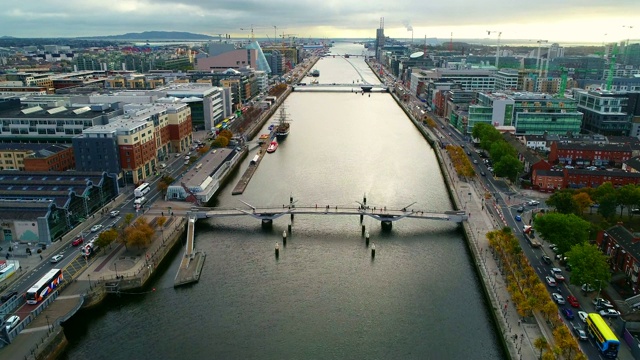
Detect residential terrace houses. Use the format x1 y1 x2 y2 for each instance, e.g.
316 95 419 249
596 225 640 295
549 142 633 166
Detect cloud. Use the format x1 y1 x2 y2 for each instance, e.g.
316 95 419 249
0 0 638 42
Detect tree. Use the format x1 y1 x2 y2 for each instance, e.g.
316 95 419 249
572 192 593 215
157 181 169 197
547 190 577 214
534 337 549 360
617 184 640 217
493 155 524 182
533 213 590 253
197 145 210 155
489 141 517 163
218 129 233 140
96 228 118 249
566 243 611 288
124 217 155 249
212 136 229 148
597 193 618 221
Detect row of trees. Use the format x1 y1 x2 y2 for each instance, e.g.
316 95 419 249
471 123 524 182
446 145 475 177
488 228 585 360
548 182 640 221
96 214 166 250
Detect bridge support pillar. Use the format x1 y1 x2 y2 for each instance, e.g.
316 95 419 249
261 219 273 228
360 214 363 223
381 221 392 230
288 223 292 233
290 213 294 221
361 224 366 236
365 231 370 246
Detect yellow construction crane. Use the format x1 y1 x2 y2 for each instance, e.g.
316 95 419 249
240 25 269 41
280 33 298 47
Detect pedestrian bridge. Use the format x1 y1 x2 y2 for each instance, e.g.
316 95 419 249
292 84 388 93
187 204 467 228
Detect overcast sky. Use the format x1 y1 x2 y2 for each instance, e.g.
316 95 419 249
3 0 639 44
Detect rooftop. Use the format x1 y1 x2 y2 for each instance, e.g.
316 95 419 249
181 148 234 189
0 143 71 158
555 142 633 152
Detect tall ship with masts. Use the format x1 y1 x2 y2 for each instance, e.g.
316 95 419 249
274 106 291 140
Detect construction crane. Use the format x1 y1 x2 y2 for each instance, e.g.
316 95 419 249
557 67 567 98
280 33 298 47
240 25 269 42
486 30 502 68
606 43 617 90
535 40 548 76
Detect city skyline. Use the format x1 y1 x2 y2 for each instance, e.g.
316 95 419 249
1 0 639 44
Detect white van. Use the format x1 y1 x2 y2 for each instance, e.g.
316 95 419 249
159 163 166 169
5 315 20 331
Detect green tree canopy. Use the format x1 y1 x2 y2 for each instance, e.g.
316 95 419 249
572 192 593 215
96 228 118 249
489 141 517 163
547 190 577 214
617 184 640 216
212 136 229 148
533 213 590 253
472 123 503 151
565 243 611 288
493 154 524 182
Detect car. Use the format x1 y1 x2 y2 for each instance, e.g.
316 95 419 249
72 237 84 246
599 309 620 317
593 297 612 307
561 307 575 319
555 253 564 260
1 291 18 303
551 268 565 281
480 171 486 176
528 200 540 206
541 255 552 265
566 295 580 308
572 324 588 341
159 163 167 169
473 159 478 164
514 215 522 222
184 155 190 161
545 276 557 287
109 210 120 218
552 293 565 305
578 311 588 323
632 208 640 214
4 315 20 331
91 224 103 233
581 283 595 292
175 153 181 158
487 167 494 172
50 254 64 263
516 206 524 213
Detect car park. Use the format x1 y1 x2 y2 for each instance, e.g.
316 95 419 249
91 224 103 233
4 315 20 331
50 254 64 263
566 295 579 308
561 307 574 319
599 309 620 317
541 255 552 265
552 293 565 305
545 276 557 287
578 311 588 323
109 210 120 218
1 291 18 303
72 237 84 246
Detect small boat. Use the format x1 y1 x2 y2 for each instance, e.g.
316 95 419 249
311 69 320 77
274 106 291 140
259 133 269 140
266 141 278 153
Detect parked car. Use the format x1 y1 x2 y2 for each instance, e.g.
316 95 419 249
109 210 120 218
72 237 84 246
599 309 620 317
4 315 20 331
50 254 64 263
90 224 103 233
528 200 540 206
480 171 486 176
516 206 524 213
552 293 565 305
581 284 595 293
1 291 18 303
561 307 575 319
578 311 589 323
572 324 588 341
593 298 613 307
545 276 557 287
541 255 552 265
551 268 565 281
566 295 580 308
473 159 478 164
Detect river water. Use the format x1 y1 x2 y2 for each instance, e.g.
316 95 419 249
61 43 504 360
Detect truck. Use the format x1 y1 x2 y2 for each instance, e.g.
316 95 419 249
523 225 542 248
133 196 147 209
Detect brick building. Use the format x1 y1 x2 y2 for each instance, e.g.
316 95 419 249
23 144 75 171
549 142 633 166
532 167 640 190
596 225 640 294
532 169 564 191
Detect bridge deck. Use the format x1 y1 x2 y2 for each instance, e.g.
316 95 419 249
192 206 467 223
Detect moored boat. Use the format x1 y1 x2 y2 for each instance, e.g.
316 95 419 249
274 106 291 140
311 69 320 77
266 141 278 153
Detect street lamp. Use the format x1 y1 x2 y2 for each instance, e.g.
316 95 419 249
88 274 92 289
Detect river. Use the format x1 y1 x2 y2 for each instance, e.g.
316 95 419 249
60 42 504 360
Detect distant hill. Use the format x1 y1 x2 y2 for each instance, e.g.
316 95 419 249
81 31 216 40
